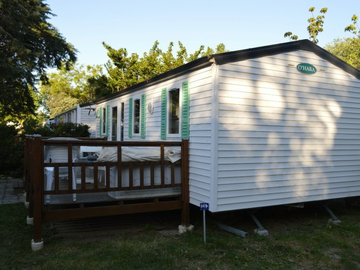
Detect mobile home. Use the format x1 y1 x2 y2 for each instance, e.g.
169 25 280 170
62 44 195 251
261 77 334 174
94 39 360 213
54 103 97 137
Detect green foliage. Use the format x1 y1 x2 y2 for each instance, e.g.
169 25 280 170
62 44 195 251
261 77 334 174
22 120 91 138
104 41 228 92
325 37 360 70
345 14 359 36
0 120 90 176
284 32 299 41
325 14 360 70
40 64 107 118
284 7 328 44
0 0 76 120
50 122 91 137
46 94 79 119
0 124 23 176
307 7 328 44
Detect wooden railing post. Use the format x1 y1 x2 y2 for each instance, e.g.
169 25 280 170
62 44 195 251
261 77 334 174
24 135 35 208
32 136 44 249
181 139 190 226
27 136 34 217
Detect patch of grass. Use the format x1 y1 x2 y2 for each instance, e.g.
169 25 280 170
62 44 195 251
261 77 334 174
1 199 360 269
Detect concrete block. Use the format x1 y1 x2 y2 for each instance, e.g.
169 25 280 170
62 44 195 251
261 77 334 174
26 216 33 225
31 239 44 251
178 224 194 234
328 218 341 225
254 228 269 236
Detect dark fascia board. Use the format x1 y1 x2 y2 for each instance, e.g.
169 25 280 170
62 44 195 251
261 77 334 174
55 103 94 118
95 56 211 104
213 39 360 79
79 102 95 108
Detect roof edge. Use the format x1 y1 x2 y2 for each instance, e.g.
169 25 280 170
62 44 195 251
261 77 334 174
96 56 212 104
213 39 360 79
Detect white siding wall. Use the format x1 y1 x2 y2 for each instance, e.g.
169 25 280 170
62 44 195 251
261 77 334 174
95 67 215 206
80 106 97 137
216 50 360 212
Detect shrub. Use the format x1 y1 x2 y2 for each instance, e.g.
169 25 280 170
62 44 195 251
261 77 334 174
0 121 91 177
0 124 24 177
21 119 90 138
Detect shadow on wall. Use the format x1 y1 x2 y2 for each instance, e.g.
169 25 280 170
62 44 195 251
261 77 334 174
215 51 358 210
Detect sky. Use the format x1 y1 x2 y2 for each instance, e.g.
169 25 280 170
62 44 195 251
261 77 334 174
45 0 360 68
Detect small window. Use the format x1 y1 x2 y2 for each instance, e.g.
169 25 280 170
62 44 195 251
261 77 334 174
168 88 180 134
102 107 106 134
111 106 117 141
134 98 140 134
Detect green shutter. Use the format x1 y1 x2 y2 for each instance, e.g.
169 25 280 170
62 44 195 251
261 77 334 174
106 105 110 137
141 94 146 139
181 81 190 139
128 98 133 138
99 106 103 136
161 88 167 140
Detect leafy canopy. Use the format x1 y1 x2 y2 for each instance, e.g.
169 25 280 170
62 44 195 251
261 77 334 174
40 64 107 118
284 7 328 44
103 41 227 92
325 14 360 70
0 0 76 120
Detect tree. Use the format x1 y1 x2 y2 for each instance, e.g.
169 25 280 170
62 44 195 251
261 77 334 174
284 7 328 44
325 14 360 70
40 63 107 118
325 38 360 70
345 14 359 36
104 41 227 92
0 0 76 120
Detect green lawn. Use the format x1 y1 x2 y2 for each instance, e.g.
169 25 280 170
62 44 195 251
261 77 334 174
1 199 360 270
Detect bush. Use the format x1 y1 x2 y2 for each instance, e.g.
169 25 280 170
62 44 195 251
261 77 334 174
0 124 24 177
50 122 91 137
22 119 91 138
0 121 91 177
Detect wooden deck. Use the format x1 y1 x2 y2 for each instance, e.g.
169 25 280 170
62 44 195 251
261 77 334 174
45 187 181 205
24 136 189 246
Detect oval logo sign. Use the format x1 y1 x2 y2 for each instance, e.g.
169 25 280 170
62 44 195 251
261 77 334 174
297 63 317 74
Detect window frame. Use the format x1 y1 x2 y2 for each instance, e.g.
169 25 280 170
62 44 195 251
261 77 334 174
167 86 182 138
102 107 106 135
132 96 141 136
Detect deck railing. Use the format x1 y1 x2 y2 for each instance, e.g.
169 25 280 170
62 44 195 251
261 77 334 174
24 136 189 246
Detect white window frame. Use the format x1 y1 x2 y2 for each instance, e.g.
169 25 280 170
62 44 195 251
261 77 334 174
102 107 106 135
167 86 181 138
132 96 142 136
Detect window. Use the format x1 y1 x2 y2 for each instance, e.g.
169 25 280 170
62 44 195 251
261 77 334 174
134 98 140 134
121 102 124 141
129 95 146 139
111 107 117 141
168 88 180 134
102 107 106 135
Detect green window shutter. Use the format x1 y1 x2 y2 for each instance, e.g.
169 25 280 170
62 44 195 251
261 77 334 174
181 81 190 139
99 106 103 136
128 98 133 138
161 88 167 140
106 105 110 137
141 94 146 139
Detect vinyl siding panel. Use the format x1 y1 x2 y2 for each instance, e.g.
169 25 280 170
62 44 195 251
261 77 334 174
216 50 360 211
95 67 215 206
80 106 97 137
